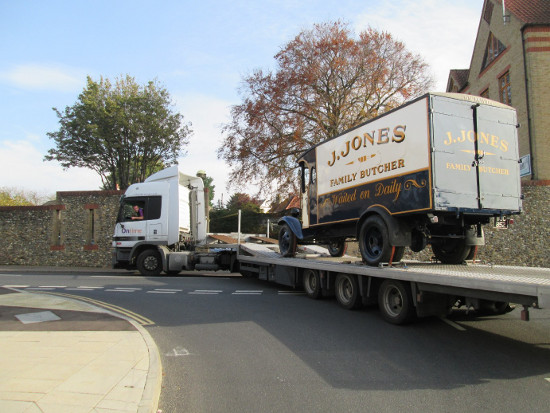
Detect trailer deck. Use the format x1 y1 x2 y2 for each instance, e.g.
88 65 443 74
233 241 550 322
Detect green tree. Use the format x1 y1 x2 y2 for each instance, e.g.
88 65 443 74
0 187 51 206
45 75 192 189
226 193 261 212
219 21 433 194
210 192 263 233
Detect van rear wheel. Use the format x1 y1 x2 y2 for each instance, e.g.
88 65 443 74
432 239 472 264
327 239 347 257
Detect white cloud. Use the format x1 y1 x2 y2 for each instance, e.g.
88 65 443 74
174 93 235 204
354 0 481 90
0 139 103 196
0 63 85 92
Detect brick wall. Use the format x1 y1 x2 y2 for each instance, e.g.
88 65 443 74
524 26 550 180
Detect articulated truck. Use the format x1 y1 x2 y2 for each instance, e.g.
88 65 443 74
279 93 522 266
112 94 550 325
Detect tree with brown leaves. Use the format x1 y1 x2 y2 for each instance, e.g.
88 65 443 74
219 21 433 195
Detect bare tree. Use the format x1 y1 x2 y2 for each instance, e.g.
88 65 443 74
219 21 433 195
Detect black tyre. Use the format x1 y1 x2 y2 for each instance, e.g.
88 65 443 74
335 273 362 310
392 246 405 263
327 239 347 257
136 249 162 276
165 270 181 275
378 279 415 324
278 223 297 257
432 238 472 264
302 269 322 299
358 215 392 266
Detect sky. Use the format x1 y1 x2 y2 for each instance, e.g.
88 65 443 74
0 0 483 204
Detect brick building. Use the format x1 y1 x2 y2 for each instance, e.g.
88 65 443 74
447 0 550 181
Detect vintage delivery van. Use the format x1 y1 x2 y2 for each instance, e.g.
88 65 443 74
278 93 522 265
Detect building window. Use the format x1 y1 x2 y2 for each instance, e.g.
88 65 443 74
483 1 494 24
499 71 511 105
482 32 506 70
480 88 489 98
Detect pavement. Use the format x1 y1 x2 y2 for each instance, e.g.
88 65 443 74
0 286 162 413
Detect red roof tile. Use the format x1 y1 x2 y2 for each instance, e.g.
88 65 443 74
502 0 550 24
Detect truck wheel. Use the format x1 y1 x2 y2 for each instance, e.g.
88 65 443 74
327 239 347 257
335 273 362 310
378 279 415 324
432 239 472 264
137 249 162 276
391 246 405 263
302 269 322 299
278 224 297 257
359 216 392 266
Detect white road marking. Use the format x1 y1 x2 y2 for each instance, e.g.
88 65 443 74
105 289 135 292
278 291 305 295
2 285 29 288
66 288 95 291
232 290 263 295
39 285 66 288
439 317 467 331
154 289 182 292
166 346 191 357
26 287 56 290
189 290 222 295
147 290 177 294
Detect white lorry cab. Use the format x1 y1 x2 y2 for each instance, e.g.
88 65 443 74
112 166 211 276
278 93 523 266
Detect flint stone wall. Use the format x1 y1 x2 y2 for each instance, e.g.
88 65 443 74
0 191 123 268
351 181 549 268
0 183 548 269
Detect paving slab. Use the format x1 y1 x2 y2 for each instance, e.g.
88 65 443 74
0 288 161 413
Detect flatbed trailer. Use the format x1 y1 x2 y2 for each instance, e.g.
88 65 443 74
234 242 550 324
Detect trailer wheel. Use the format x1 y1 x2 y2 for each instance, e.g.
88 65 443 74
432 239 472 264
359 215 393 266
278 224 297 257
335 273 362 310
302 269 322 299
327 239 347 257
137 249 162 277
378 279 415 324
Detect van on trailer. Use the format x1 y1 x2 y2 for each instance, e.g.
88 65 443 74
278 93 522 266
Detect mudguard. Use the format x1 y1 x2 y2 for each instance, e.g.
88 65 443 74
278 216 304 240
360 206 411 247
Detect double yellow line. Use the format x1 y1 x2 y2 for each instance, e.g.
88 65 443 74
41 291 155 326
